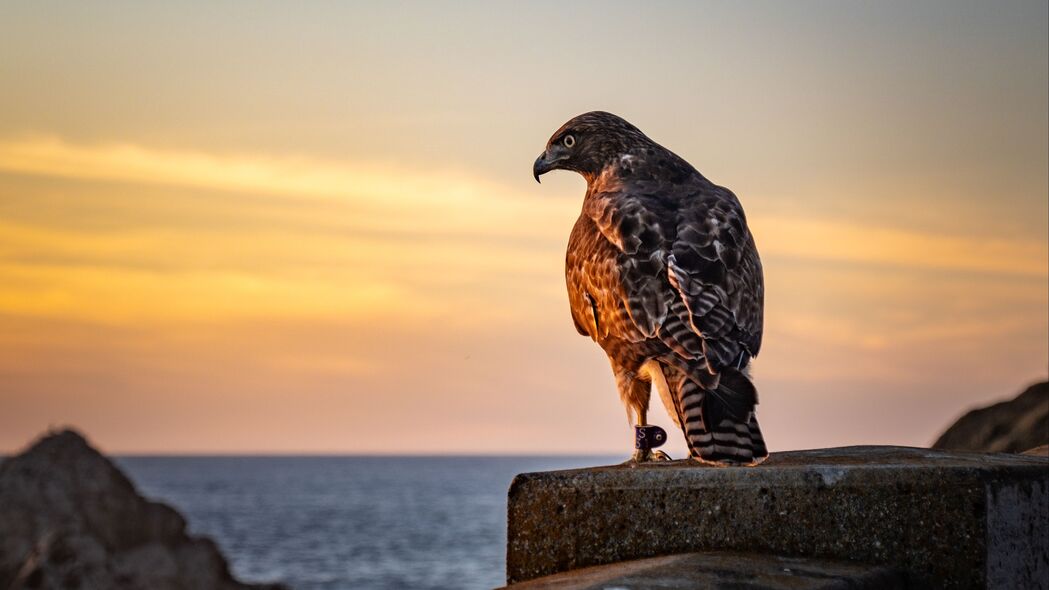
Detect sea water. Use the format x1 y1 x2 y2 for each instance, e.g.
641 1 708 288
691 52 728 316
118 456 614 590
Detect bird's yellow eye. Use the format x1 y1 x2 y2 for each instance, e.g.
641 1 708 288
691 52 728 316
563 135 575 148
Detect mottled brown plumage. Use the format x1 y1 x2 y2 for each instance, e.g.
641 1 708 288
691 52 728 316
534 111 767 465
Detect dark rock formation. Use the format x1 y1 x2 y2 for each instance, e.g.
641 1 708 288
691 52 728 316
0 429 286 590
933 380 1049 453
505 446 1048 589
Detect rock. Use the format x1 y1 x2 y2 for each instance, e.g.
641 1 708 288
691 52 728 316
0 429 286 590
933 381 1049 453
498 552 908 590
505 446 1049 589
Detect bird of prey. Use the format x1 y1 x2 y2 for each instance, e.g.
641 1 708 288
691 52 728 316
533 111 767 466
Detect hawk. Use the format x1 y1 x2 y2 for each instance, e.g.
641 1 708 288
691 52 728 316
533 111 768 466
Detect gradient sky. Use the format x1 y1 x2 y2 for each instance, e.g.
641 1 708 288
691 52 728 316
1 0 1046 455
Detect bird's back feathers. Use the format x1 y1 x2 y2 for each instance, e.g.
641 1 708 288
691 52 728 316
576 147 764 371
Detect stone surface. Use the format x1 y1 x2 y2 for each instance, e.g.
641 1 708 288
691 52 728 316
1024 444 1049 457
0 429 286 590
498 552 907 589
933 380 1048 453
506 445 1049 589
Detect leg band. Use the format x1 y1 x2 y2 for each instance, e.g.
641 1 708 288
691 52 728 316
635 424 667 450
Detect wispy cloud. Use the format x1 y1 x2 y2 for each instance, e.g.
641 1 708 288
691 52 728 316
3 136 1045 277
753 217 1047 278
0 136 487 204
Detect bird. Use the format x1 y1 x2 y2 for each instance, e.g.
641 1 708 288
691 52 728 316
533 111 768 466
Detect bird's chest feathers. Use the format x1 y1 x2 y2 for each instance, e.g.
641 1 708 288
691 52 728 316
565 216 624 341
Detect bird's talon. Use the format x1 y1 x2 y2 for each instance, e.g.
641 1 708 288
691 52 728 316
622 448 673 466
649 450 672 462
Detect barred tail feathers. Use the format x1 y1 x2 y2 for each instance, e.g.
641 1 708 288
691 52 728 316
669 366 767 465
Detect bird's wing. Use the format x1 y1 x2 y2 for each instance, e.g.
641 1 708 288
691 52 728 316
585 181 764 370
665 185 764 369
583 185 670 341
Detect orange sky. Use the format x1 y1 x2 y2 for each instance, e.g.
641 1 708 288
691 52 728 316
1 1 1046 454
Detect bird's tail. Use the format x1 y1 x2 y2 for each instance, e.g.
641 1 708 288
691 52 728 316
670 366 768 466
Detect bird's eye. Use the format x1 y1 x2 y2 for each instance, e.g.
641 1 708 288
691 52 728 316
563 135 576 148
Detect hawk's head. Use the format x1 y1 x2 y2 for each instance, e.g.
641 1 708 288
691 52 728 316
533 111 650 183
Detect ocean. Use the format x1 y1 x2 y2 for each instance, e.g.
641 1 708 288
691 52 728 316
117 456 615 590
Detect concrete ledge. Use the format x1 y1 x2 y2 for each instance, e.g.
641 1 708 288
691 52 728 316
506 446 1049 589
499 550 910 587
498 551 908 589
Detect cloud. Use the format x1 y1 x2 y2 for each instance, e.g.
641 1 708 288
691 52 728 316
3 136 1044 280
753 217 1047 278
0 136 480 203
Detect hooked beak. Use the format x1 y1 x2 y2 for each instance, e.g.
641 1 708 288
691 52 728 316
532 147 566 183
533 152 550 183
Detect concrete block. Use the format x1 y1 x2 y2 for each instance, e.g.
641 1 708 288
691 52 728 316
506 446 1048 589
499 551 908 589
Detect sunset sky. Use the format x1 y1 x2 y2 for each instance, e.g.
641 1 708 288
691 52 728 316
1 1 1046 455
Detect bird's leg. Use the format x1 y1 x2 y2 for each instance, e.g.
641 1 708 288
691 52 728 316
630 406 671 464
615 366 671 466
